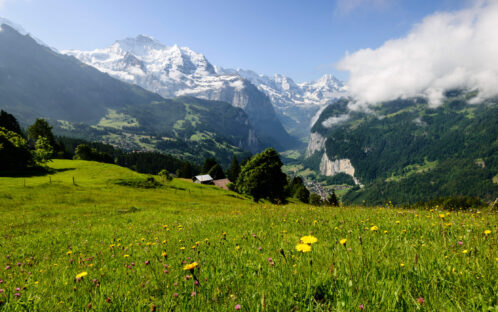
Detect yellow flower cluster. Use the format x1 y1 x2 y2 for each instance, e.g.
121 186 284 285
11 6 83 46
295 243 311 253
183 262 198 270
295 235 317 253
75 272 88 279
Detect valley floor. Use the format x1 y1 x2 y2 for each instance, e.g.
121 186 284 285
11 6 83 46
0 160 496 311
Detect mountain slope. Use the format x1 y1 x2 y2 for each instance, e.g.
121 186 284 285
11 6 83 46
217 68 347 140
306 93 498 204
0 24 260 163
63 36 297 149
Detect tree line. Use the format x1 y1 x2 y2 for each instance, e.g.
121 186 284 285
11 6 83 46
1 109 339 205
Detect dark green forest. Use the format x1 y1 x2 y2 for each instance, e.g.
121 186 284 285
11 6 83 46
310 94 498 204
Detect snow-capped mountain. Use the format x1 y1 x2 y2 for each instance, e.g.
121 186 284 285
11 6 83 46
64 35 345 144
216 67 347 139
216 68 346 108
64 35 296 149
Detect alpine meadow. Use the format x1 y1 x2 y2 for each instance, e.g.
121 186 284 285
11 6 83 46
0 1 497 311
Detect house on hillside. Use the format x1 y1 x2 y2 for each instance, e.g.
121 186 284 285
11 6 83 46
193 174 213 185
213 178 231 190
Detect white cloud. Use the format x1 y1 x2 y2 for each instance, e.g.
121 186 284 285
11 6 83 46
322 113 350 128
337 1 498 109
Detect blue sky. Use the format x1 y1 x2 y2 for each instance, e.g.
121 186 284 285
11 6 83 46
0 0 469 82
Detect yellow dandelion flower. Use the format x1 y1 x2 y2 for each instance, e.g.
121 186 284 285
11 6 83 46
370 225 379 231
300 235 318 244
439 214 445 219
462 250 468 254
191 245 196 249
339 238 347 245
484 230 491 235
400 263 405 267
75 272 88 279
395 221 400 224
180 247 185 251
123 254 129 258
183 262 198 270
66 251 72 255
384 230 388 234
161 252 167 257
295 243 312 252
235 245 241 250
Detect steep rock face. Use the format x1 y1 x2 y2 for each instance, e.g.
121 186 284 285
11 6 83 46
306 132 326 157
319 152 360 185
216 68 347 139
64 37 295 149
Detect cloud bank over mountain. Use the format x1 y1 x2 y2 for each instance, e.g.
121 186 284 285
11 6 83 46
338 1 498 108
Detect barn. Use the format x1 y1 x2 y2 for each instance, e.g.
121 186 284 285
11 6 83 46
193 174 214 184
213 178 231 190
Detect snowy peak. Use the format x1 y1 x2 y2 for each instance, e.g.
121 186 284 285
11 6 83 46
220 68 347 108
114 34 166 55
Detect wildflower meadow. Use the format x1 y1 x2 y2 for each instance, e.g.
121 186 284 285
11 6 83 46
0 160 496 311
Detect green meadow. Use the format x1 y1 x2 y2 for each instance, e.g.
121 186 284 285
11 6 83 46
0 160 496 311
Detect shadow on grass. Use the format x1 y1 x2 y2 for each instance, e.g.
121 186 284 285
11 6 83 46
0 167 75 177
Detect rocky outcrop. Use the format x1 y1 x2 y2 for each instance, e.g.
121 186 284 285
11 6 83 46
306 132 326 157
319 152 361 186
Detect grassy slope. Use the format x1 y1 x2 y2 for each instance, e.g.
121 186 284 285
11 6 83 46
0 160 496 311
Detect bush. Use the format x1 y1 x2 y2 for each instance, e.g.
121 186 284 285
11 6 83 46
309 193 322 206
0 126 33 171
158 169 173 182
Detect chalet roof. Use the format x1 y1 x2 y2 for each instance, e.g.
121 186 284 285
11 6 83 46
194 174 213 182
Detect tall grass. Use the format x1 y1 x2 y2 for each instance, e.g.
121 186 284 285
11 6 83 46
0 160 496 311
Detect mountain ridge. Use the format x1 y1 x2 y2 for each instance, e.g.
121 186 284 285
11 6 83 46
64 35 346 142
0 23 260 164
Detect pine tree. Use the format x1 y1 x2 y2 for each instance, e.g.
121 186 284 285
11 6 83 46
181 161 193 179
0 110 22 135
327 190 339 207
208 164 226 180
201 157 217 174
227 155 241 182
28 118 55 147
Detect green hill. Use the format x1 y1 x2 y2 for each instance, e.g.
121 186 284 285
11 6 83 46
0 159 495 311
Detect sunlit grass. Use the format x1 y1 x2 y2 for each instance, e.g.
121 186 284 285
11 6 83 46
0 160 496 311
